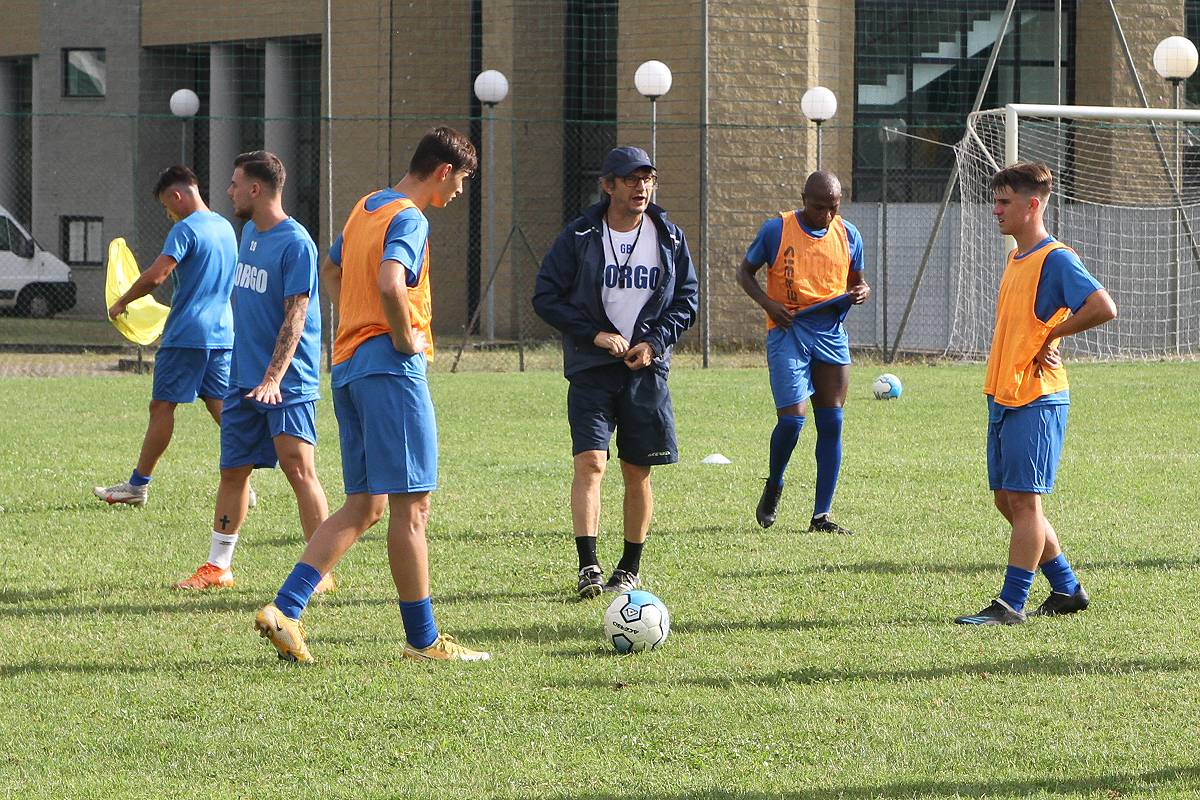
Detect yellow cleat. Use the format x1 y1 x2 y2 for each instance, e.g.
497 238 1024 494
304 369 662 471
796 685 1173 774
402 633 490 662
254 604 314 663
313 573 337 595
173 562 234 590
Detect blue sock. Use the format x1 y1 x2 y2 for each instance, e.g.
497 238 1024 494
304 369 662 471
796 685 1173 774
999 565 1036 613
812 407 844 516
129 468 151 487
768 414 805 488
273 562 322 621
1040 553 1080 595
399 597 439 650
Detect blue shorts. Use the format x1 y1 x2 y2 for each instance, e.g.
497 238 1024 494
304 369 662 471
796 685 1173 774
986 399 1069 494
765 320 850 409
567 363 677 466
219 392 318 470
152 347 231 403
334 373 437 495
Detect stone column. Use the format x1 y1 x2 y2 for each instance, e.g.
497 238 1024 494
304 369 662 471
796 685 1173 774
265 39 299 214
208 44 239 220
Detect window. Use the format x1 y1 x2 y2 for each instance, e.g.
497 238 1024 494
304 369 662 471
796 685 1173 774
63 49 106 97
62 217 103 266
563 0 618 219
3 219 34 259
854 1 1075 200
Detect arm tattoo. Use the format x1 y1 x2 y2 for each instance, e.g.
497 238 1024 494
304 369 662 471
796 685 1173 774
265 295 308 380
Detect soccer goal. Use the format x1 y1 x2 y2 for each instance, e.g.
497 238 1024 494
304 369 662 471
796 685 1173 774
949 103 1200 359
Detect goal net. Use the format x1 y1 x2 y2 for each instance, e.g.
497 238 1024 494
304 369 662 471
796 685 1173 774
950 104 1200 359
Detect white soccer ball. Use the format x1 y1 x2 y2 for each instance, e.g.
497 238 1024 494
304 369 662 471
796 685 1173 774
872 373 903 400
603 590 670 654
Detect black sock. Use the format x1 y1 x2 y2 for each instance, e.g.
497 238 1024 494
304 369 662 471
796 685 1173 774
616 539 644 575
575 536 599 571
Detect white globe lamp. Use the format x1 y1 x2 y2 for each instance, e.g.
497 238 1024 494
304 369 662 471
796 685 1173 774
801 86 837 170
635 61 672 166
169 88 200 118
1154 36 1198 82
473 70 509 106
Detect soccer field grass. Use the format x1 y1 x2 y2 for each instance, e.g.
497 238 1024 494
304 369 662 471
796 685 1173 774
2 361 1199 799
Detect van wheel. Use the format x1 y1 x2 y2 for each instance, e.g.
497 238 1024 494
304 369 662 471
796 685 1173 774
18 287 53 318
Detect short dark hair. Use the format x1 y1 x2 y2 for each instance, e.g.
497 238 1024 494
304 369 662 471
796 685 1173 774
991 161 1053 199
234 150 286 192
409 126 478 179
152 165 198 199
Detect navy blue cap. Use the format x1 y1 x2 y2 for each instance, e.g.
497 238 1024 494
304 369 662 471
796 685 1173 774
602 146 654 177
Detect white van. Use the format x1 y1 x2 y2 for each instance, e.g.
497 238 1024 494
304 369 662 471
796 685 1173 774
0 205 76 317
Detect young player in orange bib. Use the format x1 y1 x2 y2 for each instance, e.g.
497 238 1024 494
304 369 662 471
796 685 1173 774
955 161 1117 625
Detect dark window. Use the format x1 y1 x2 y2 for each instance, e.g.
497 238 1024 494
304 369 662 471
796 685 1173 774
4 219 34 259
63 49 106 98
854 1 1076 200
62 216 103 266
563 1 618 220
1188 0 1200 107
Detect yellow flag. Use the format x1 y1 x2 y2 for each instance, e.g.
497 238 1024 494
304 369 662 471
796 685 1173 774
105 238 170 345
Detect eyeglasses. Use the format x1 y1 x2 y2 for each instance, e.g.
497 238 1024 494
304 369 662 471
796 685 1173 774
619 173 658 188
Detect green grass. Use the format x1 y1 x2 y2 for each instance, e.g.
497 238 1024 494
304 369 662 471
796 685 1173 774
0 316 130 348
2 361 1199 799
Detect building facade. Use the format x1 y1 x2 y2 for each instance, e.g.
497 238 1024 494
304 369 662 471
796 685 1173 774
0 1 1189 347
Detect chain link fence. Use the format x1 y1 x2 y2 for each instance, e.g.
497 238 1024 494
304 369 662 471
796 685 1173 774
3 0 1182 374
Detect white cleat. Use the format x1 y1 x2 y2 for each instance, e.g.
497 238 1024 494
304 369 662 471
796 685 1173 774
92 480 148 507
247 486 258 509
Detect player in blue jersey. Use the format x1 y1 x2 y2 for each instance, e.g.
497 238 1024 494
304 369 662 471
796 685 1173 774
173 152 331 591
94 166 238 508
737 171 870 535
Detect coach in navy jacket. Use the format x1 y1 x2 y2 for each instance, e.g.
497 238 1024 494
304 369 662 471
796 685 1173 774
532 145 698 601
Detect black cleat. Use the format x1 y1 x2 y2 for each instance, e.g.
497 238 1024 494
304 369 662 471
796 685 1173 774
808 514 854 535
1031 585 1089 617
604 568 641 594
954 599 1027 626
756 481 783 528
577 565 605 599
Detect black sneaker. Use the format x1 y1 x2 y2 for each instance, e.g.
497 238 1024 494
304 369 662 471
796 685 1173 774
954 599 1027 626
756 481 783 528
1031 585 1089 617
577 565 605 599
808 514 854 535
604 568 641 593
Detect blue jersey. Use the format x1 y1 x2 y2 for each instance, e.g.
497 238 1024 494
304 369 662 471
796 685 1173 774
988 236 1105 420
230 218 322 405
744 213 865 272
330 190 430 389
160 211 238 348
329 189 428 285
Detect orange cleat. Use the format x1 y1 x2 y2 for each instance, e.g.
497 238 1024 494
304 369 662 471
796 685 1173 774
173 562 235 590
313 573 337 595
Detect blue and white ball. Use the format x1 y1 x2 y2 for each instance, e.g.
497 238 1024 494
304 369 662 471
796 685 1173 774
872 373 903 400
603 590 670 653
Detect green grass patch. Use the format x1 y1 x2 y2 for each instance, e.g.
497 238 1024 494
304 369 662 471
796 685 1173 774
1 362 1198 798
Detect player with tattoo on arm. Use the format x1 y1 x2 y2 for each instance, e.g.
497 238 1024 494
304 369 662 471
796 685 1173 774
174 151 332 591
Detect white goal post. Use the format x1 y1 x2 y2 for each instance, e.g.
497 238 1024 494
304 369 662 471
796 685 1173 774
949 103 1200 359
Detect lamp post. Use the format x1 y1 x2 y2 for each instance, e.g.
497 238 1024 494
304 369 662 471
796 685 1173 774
169 88 200 165
1153 35 1198 354
634 60 672 165
801 86 837 170
473 69 509 342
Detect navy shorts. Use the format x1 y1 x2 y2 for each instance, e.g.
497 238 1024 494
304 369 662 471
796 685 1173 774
986 398 1068 494
567 363 677 466
152 347 231 403
219 391 318 470
333 373 438 495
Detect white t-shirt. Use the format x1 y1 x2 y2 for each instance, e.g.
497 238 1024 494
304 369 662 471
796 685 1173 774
601 218 662 342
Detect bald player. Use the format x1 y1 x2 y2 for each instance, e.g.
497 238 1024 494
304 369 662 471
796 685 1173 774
737 171 870 535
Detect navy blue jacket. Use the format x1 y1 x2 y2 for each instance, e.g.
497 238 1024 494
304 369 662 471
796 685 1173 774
532 200 699 379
